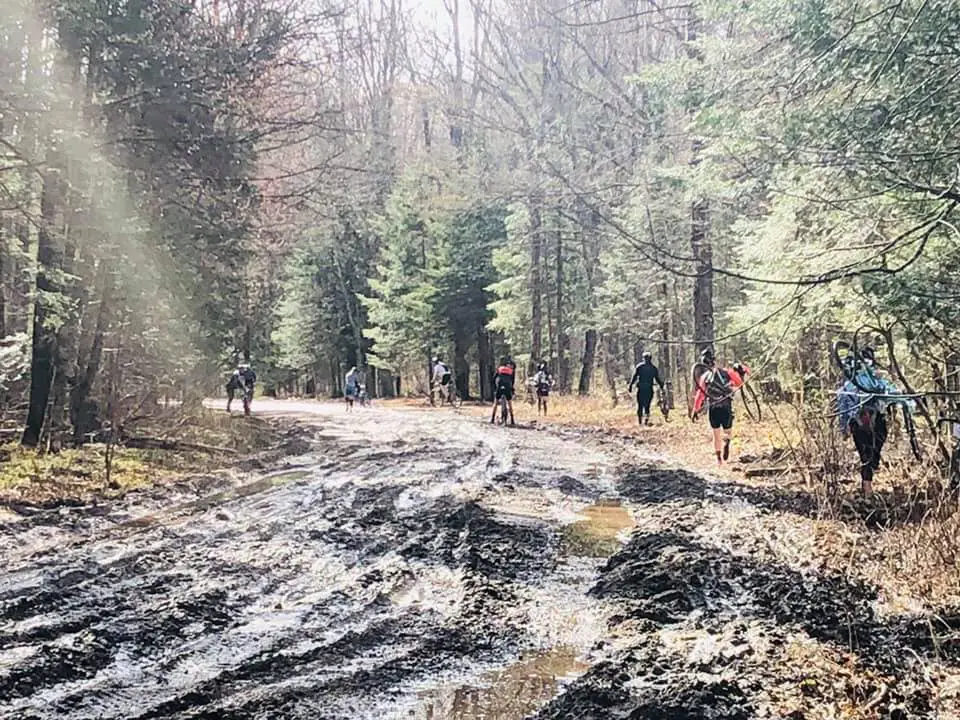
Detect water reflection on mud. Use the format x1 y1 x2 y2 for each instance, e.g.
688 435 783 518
562 500 634 557
415 646 588 720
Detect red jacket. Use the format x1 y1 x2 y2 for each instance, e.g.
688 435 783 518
692 366 746 414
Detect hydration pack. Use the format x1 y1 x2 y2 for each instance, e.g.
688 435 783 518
705 368 732 406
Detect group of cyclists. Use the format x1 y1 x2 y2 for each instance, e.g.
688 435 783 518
430 355 556 425
225 336 915 495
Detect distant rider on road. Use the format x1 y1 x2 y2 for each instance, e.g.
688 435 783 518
432 357 453 405
226 362 256 413
491 357 517 426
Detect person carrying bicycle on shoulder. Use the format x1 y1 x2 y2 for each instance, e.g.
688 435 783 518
691 349 749 465
837 345 913 497
533 361 553 416
432 357 453 405
491 357 517 425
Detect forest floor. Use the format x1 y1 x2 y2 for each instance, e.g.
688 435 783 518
1 398 959 719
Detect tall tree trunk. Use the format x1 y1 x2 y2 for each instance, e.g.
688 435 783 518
658 280 674 412
578 329 597 396
71 270 111 443
529 200 543 374
690 155 713 352
478 328 493 401
0 226 6 338
555 228 570 392
603 334 619 406
454 331 469 399
22 163 63 447
691 199 713 352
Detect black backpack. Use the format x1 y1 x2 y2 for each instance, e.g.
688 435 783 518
705 368 732 406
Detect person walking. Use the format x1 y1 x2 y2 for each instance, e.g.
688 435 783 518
691 349 749 465
628 351 665 426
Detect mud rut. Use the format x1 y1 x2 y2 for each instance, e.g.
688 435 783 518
1 400 957 719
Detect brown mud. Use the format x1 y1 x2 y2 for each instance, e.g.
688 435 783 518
0 399 957 719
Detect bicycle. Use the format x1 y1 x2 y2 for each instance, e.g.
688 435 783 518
831 335 922 461
495 394 509 425
433 382 463 410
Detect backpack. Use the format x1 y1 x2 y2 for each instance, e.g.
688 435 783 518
705 368 732 406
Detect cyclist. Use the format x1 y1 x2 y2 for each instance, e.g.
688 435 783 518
837 346 912 496
491 356 516 425
344 366 359 411
628 351 665 426
691 349 748 465
432 356 453 405
533 361 553 416
226 362 256 413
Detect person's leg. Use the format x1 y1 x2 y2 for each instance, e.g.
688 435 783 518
227 388 234 412
640 389 653 425
709 408 723 463
508 397 515 425
491 391 499 422
722 410 734 460
713 428 724 463
851 423 873 495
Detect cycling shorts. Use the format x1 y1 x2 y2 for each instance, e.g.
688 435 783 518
536 383 550 397
440 373 452 386
708 404 733 430
495 385 514 401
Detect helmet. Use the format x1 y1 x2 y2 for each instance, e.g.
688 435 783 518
733 362 749 376
238 362 250 369
503 356 514 367
700 348 715 363
432 356 439 363
859 346 876 366
537 360 547 370
642 351 652 361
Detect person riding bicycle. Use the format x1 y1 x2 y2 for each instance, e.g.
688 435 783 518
432 356 453 405
628 351 665 426
226 362 256 413
533 361 553 416
837 345 913 497
691 349 748 464
491 356 517 425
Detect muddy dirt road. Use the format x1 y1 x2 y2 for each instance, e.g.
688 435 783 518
1 400 958 719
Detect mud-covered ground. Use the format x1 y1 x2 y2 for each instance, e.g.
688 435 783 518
1 400 958 719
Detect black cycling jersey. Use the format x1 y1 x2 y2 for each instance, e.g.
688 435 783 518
629 362 664 392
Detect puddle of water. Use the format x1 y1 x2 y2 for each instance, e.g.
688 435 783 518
414 646 588 720
561 500 634 558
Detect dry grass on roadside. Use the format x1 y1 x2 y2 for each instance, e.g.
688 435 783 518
0 408 278 506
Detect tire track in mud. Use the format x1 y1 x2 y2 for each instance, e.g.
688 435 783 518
533 464 960 719
7 402 956 719
0 403 623 720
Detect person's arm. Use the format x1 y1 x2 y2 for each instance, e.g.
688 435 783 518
837 384 856 435
727 368 744 390
655 366 665 390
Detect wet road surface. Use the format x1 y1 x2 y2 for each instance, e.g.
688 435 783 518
2 400 958 719
0 401 629 719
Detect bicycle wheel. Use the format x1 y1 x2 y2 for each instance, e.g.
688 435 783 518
452 393 463 410
499 398 507 425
